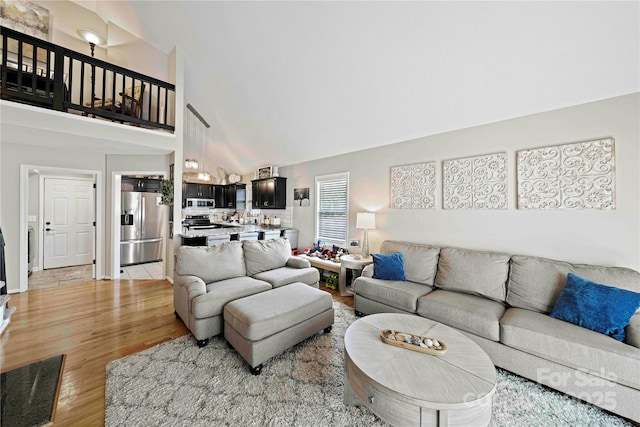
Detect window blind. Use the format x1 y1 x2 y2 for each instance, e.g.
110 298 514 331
315 173 348 247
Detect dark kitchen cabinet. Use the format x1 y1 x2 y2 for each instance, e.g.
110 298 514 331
181 235 207 246
183 183 198 199
183 183 214 199
182 183 215 208
214 185 225 209
224 184 246 210
251 177 286 209
122 177 162 192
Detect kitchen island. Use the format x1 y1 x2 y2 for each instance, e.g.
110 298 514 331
181 223 296 247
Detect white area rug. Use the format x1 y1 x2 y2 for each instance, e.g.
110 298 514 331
105 302 632 426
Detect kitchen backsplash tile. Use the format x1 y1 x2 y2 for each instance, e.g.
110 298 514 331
192 206 293 228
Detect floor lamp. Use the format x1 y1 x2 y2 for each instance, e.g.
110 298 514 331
77 29 106 58
356 212 376 258
77 29 106 103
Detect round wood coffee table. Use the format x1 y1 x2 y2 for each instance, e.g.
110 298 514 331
344 313 496 426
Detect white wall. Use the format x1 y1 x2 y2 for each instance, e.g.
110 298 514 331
106 21 170 82
167 48 186 282
281 93 640 271
106 21 172 122
0 142 105 292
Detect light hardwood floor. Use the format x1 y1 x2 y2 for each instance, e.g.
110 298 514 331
0 279 353 426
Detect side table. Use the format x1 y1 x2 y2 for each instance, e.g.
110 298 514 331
339 254 373 297
298 254 342 288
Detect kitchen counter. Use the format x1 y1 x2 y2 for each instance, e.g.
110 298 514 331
181 223 286 238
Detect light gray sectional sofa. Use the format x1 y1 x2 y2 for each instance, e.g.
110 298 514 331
174 238 319 347
353 240 640 423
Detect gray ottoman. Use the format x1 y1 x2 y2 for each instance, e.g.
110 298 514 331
224 282 334 374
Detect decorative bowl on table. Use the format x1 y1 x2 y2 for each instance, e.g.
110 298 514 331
380 329 447 356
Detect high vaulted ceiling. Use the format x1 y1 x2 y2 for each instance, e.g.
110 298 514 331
80 1 638 175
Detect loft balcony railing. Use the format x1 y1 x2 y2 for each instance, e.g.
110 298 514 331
1 26 175 132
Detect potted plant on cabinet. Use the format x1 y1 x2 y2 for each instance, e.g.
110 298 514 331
160 179 174 205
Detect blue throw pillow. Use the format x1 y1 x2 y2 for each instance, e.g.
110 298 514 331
372 252 406 281
550 273 640 341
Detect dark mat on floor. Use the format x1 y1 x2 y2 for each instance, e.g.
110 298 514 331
1 354 65 427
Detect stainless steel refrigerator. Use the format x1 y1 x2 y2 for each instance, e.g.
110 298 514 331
120 191 164 266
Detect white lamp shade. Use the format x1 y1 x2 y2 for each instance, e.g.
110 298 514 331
356 212 376 230
77 29 106 46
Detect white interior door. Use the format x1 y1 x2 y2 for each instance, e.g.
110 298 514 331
43 178 95 269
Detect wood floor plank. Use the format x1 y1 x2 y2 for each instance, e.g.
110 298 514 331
1 279 188 426
0 278 353 426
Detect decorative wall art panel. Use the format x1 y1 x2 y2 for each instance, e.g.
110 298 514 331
390 162 436 209
517 138 615 210
443 153 507 210
0 0 50 40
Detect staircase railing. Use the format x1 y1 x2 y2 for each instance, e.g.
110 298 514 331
1 26 175 132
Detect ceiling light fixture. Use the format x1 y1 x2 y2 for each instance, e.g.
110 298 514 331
184 159 199 169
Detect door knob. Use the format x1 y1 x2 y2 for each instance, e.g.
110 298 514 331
45 221 51 225
45 228 54 232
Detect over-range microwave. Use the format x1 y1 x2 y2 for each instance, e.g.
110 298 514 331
185 198 215 208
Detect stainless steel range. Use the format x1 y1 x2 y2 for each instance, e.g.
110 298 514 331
183 215 215 230
182 215 233 247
